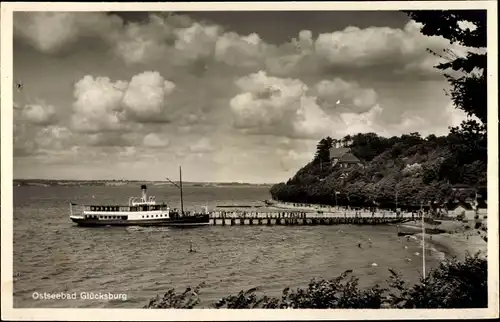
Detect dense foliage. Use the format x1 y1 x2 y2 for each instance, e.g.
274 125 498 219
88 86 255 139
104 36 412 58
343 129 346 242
270 120 486 209
145 252 487 309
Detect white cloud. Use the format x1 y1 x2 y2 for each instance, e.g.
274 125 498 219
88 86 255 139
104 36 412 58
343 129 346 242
106 15 221 66
71 71 175 133
71 75 129 133
143 133 170 148
15 13 474 80
229 71 473 139
86 132 134 147
174 23 221 62
314 21 456 74
265 21 474 78
336 104 385 136
430 102 477 135
215 32 267 68
108 15 175 65
13 123 37 156
118 146 137 158
13 123 74 157
294 30 314 53
14 12 123 54
122 71 176 122
14 12 215 66
34 125 73 150
189 137 215 153
334 102 475 138
230 71 331 139
21 102 57 125
314 78 378 114
293 96 334 139
230 71 388 139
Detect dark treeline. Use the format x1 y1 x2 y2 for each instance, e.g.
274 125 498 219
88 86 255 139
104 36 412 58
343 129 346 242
270 119 487 210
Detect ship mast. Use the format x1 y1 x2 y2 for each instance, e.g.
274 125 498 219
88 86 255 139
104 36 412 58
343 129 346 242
180 166 184 215
165 166 185 216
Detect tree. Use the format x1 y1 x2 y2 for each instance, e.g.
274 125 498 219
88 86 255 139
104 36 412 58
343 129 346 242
314 136 334 164
404 10 487 123
447 119 487 169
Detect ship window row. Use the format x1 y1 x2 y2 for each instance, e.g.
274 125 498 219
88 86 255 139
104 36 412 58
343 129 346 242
142 214 166 218
131 205 167 211
85 215 127 220
89 205 169 212
90 206 122 212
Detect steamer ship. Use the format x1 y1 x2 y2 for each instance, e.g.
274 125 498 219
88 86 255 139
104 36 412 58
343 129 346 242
69 167 210 227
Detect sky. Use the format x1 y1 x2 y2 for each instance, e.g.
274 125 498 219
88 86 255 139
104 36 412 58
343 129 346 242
12 10 476 183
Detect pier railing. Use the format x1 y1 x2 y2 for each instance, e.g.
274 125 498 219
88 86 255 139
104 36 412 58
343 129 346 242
209 210 419 219
208 210 419 226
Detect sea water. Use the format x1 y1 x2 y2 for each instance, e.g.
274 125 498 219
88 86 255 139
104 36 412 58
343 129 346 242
13 184 444 308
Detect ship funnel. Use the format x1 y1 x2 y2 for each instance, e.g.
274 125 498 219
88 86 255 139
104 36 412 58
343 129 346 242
141 184 147 201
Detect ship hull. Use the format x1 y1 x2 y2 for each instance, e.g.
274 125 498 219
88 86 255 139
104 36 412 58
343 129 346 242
70 215 210 227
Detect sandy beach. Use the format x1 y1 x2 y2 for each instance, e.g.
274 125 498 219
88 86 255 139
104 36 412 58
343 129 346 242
269 200 488 263
396 219 488 262
419 232 487 262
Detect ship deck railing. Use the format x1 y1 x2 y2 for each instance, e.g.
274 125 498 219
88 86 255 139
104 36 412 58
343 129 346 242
69 203 171 213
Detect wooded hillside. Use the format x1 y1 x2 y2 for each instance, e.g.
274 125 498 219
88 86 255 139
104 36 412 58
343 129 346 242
270 119 487 210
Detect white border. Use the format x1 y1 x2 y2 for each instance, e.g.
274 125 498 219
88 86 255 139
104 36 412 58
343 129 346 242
1 1 498 320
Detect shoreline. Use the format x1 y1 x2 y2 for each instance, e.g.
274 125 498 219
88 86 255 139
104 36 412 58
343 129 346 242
271 200 488 263
263 200 489 262
415 231 487 262
270 200 488 263
395 221 487 262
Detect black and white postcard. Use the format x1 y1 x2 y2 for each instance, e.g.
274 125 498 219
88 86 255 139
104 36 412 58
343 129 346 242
1 1 498 320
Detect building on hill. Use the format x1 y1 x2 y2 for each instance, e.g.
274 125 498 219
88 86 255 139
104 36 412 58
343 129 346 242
329 147 363 169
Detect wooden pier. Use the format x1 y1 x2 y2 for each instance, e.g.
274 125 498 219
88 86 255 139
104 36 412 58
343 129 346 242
208 211 415 226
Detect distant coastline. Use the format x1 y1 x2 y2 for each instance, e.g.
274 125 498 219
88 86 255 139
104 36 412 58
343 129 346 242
12 179 274 188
